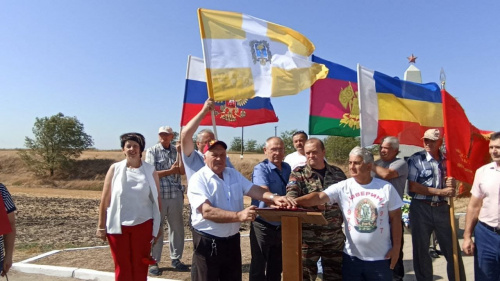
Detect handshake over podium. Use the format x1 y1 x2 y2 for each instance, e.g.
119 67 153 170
256 208 327 281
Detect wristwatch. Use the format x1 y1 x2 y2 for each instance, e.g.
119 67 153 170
269 193 278 200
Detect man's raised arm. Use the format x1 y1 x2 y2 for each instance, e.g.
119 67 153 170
180 99 214 157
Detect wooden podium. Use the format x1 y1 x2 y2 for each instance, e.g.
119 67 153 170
256 208 327 281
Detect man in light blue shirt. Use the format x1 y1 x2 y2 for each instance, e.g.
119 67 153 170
249 137 291 281
181 99 233 181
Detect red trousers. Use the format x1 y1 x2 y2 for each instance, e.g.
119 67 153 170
107 220 153 281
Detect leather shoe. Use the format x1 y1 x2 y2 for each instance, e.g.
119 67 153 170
148 263 160 276
429 249 440 258
172 259 189 271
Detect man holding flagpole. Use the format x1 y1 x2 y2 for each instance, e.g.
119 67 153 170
407 129 466 281
180 99 234 182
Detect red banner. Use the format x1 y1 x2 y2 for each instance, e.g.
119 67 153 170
442 90 491 194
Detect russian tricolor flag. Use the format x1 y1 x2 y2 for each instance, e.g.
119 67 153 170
180 56 278 127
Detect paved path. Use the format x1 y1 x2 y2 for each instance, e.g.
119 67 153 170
10 233 474 280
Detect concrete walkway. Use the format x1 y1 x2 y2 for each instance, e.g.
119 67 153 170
10 233 474 280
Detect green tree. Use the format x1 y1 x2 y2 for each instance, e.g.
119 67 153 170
18 113 94 176
245 139 257 152
280 129 299 155
229 137 243 152
324 136 360 165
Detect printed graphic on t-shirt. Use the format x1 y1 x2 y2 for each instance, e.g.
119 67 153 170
354 199 378 233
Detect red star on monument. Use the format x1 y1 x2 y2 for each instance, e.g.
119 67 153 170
407 54 417 63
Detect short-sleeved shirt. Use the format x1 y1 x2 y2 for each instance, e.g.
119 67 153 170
145 143 182 199
284 151 307 170
252 159 291 225
0 183 16 263
374 158 408 199
182 150 234 181
187 166 254 238
407 150 447 202
471 162 500 228
323 177 403 261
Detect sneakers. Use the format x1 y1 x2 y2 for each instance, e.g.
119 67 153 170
172 259 189 271
148 263 160 276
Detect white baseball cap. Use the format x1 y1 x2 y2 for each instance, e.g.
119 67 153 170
158 126 173 135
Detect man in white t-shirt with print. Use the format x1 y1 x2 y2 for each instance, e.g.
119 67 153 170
295 146 403 280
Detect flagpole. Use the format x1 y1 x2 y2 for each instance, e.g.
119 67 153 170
356 63 365 147
440 69 460 281
197 8 218 138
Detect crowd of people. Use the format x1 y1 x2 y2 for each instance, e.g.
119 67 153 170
1 99 499 281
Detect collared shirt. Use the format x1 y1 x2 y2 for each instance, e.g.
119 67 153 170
374 157 408 199
0 183 17 263
471 162 500 228
407 150 446 202
252 159 292 225
145 143 182 199
187 166 254 238
182 150 234 182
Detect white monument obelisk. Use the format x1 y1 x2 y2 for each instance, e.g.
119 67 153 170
399 54 425 158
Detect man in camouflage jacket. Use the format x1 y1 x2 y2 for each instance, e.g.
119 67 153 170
286 138 347 281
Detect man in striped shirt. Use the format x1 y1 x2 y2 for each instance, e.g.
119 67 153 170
145 126 188 275
0 183 16 277
407 129 465 281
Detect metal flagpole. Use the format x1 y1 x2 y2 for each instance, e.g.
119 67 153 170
240 127 244 159
440 68 460 281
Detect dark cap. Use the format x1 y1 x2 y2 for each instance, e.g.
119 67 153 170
202 140 227 154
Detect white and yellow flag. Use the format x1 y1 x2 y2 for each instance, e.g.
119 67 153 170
198 8 328 101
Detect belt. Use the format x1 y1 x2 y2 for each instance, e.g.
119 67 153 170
254 217 281 231
193 229 240 241
480 221 500 235
418 200 448 207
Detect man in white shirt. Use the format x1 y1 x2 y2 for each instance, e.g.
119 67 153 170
187 140 293 281
284 130 308 170
462 131 500 281
295 146 403 280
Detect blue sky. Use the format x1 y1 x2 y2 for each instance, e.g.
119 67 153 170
1 1 499 150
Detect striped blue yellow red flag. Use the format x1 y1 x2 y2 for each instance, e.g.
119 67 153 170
198 8 328 101
358 64 443 147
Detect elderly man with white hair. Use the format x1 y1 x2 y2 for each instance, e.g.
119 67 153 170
373 136 408 281
295 146 403 280
407 129 466 281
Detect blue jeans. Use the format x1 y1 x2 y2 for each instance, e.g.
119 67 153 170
474 222 500 281
342 253 392 281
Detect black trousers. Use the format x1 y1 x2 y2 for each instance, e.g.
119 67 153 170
191 229 241 281
249 219 283 281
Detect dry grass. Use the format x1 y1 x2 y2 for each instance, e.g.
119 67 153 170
0 150 123 190
0 150 265 191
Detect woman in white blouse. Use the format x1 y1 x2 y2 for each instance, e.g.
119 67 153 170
96 133 161 281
